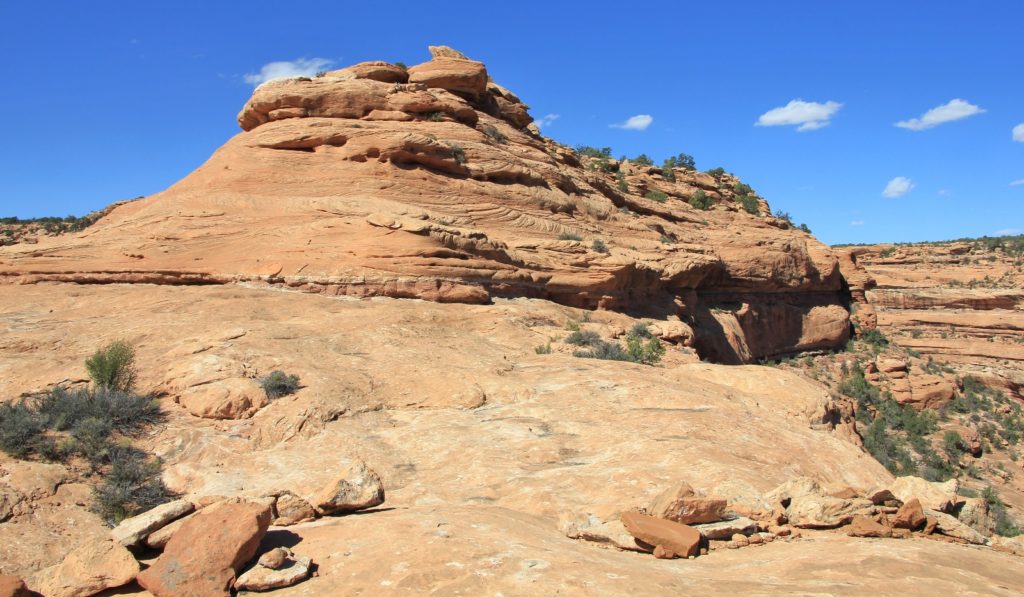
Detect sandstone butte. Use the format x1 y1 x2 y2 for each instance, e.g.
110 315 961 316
2 47 1024 595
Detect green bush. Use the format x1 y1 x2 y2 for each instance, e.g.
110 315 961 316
626 335 664 365
663 153 695 171
85 341 137 391
0 400 52 459
661 165 676 182
591 239 609 254
558 232 583 241
705 167 726 179
983 486 1022 537
91 447 172 526
449 143 466 164
259 371 301 400
35 386 162 435
645 190 668 203
565 330 602 346
573 340 633 362
617 178 629 192
858 328 889 351
688 191 714 210
482 124 508 144
575 146 612 159
534 343 552 355
739 194 760 215
631 154 654 167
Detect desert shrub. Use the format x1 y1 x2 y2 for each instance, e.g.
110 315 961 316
661 165 676 182
628 323 654 339
774 209 793 225
733 182 754 195
565 330 602 347
558 232 583 241
423 111 444 121
617 178 629 192
705 167 726 179
35 386 162 435
0 400 52 459
592 239 609 254
482 124 507 144
798 223 812 234
449 143 466 164
259 371 301 399
85 341 137 391
941 430 964 462
859 328 889 352
862 417 917 475
573 340 633 362
739 194 760 215
983 486 1022 537
688 191 713 210
534 343 552 355
626 335 664 365
645 190 668 203
631 154 654 167
394 61 408 69
91 447 172 526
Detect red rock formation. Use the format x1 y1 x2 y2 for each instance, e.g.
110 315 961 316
0 48 851 363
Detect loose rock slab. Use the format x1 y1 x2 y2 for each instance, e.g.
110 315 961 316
30 539 139 597
620 511 701 558
312 459 385 515
111 498 195 546
236 555 313 591
693 516 758 541
137 498 273 597
648 481 728 525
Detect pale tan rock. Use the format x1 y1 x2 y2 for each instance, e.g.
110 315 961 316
145 511 195 550
273 492 316 526
926 510 988 545
958 498 995 536
312 460 385 515
178 377 267 419
258 547 290 570
559 512 647 552
30 539 139 597
324 61 408 84
692 517 758 540
766 477 873 528
730 533 749 547
111 498 195 546
236 555 312 591
888 477 960 513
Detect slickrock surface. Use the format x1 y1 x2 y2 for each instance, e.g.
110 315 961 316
2 48 1024 595
0 51 849 364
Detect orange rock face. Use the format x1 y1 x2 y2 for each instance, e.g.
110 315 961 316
620 511 701 558
0 50 849 364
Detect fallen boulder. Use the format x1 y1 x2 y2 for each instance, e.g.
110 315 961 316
926 510 989 545
312 459 385 515
648 481 727 525
889 477 960 513
891 497 926 530
766 477 872 529
30 539 139 597
847 515 893 538
620 511 701 558
692 516 758 541
137 498 273 597
236 551 313 592
559 512 647 552
111 498 195 546
273 492 317 525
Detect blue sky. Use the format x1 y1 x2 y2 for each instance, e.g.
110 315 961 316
1 1 1021 245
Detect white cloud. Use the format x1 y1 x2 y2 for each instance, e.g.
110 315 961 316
895 99 985 131
755 100 842 132
995 228 1022 235
244 57 333 86
850 220 865 226
610 114 653 131
1014 123 1024 142
882 176 915 198
535 114 560 128
1011 179 1024 186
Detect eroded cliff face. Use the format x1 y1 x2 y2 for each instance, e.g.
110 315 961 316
0 48 848 363
839 241 1024 397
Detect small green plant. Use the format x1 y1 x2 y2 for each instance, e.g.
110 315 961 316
0 400 52 459
798 223 812 234
85 341 137 392
565 330 602 347
631 154 654 167
688 191 714 210
534 343 552 355
739 194 760 215
859 328 889 352
259 371 301 399
617 178 629 192
559 232 583 241
645 190 668 203
314 70 327 78
705 167 726 180
424 111 445 122
91 447 173 526
575 146 613 159
982 486 1022 537
592 239 609 254
449 143 466 164
573 340 633 362
394 61 408 69
482 124 508 144
660 164 676 182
